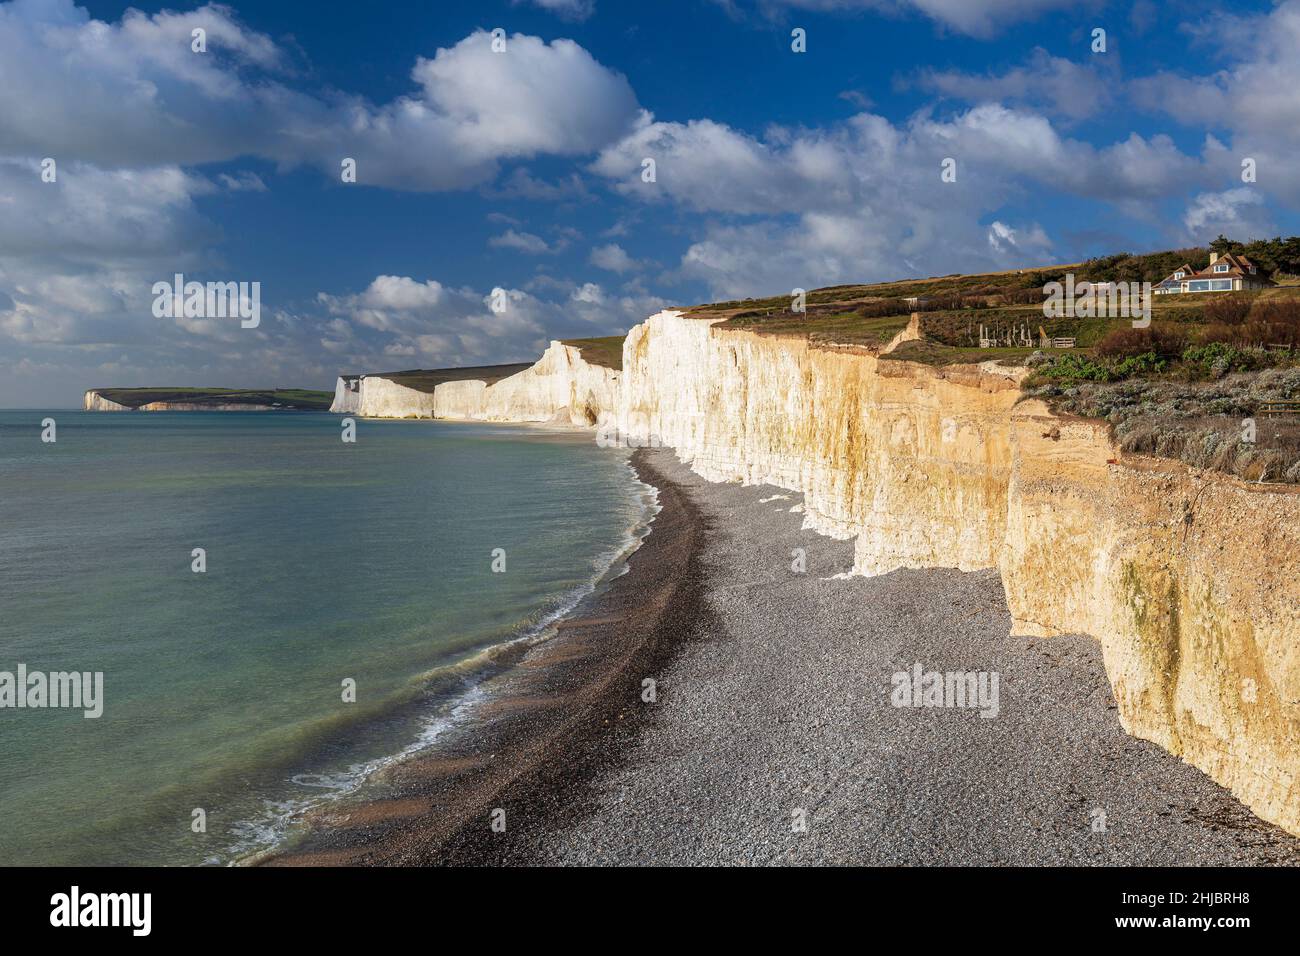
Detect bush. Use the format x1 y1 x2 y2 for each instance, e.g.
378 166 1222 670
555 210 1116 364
1203 294 1253 327
1112 351 1168 378
1195 323 1238 346
1039 353 1115 385
1181 342 1260 377
1243 300 1300 348
1241 319 1298 349
856 299 912 319
1094 325 1187 360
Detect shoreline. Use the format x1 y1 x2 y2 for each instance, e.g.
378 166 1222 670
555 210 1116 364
262 448 709 865
265 446 1300 866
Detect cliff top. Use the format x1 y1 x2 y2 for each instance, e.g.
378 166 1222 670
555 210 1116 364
561 335 626 370
372 363 534 394
90 387 332 410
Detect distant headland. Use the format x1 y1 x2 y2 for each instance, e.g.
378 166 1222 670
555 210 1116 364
83 387 332 412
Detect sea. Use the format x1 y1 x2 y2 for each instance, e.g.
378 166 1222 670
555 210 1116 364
0 410 653 865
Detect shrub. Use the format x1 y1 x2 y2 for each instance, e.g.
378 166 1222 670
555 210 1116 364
1039 353 1114 385
1195 323 1237 346
1203 294 1252 327
1112 351 1167 378
1242 319 1298 349
1243 300 1300 348
856 299 912 319
1002 287 1044 305
1094 325 1187 360
1181 342 1260 377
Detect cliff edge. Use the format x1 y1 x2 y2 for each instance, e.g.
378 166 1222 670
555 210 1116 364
337 308 1300 837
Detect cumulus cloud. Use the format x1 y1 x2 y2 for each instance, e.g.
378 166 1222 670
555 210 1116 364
0 2 640 190
316 273 665 368
986 220 1052 258
592 104 1210 296
217 171 268 192
316 276 547 364
489 229 553 254
1182 189 1274 244
741 0 1094 37
913 48 1114 121
1130 0 1300 205
0 157 218 351
515 0 596 21
588 243 639 272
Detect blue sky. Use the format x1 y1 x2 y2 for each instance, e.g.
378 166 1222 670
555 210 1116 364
3 0 1299 405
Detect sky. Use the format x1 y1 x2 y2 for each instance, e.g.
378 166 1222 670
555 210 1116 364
2 0 1300 406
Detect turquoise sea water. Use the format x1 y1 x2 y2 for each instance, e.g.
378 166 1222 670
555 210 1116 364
0 410 650 865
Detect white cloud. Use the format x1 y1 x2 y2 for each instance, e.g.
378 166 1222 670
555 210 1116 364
316 273 665 367
914 49 1113 121
489 229 552 254
1182 189 1274 244
742 0 1094 37
987 220 1052 257
593 104 1209 297
515 0 596 22
0 4 640 191
217 171 268 192
1130 0 1300 205
589 242 639 272
571 281 604 304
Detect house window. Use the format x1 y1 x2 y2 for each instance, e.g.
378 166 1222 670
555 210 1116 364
1214 263 1229 273
1188 279 1233 292
1174 272 1184 278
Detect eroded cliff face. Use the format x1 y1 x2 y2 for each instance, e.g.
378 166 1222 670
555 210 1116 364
136 402 275 411
1003 400 1300 836
617 311 1023 575
337 307 1300 836
345 342 620 424
434 341 619 425
331 377 362 414
83 390 132 411
351 375 438 419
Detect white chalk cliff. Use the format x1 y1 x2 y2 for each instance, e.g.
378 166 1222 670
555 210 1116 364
83 390 133 411
339 308 1300 837
330 341 619 425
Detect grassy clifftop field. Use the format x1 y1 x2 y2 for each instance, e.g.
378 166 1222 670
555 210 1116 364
688 236 1300 483
366 364 533 394
93 387 333 410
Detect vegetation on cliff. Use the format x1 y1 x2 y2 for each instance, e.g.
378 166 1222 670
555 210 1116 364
674 236 1300 483
561 335 626 370
93 387 333 409
371 363 532 394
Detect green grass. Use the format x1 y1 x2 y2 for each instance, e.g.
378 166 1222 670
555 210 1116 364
685 263 1083 316
561 335 626 370
96 388 333 410
375 364 533 394
716 310 911 348
878 340 1041 367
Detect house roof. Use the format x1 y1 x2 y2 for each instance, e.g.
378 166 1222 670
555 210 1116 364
1189 252 1257 279
1157 263 1196 284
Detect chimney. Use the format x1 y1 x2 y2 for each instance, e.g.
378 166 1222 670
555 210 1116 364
1210 252 1220 265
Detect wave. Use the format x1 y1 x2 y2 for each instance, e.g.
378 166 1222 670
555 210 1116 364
224 458 661 865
